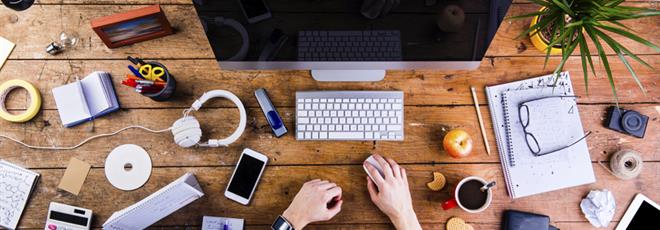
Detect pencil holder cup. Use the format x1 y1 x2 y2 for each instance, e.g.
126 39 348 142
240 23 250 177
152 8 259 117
143 61 176 101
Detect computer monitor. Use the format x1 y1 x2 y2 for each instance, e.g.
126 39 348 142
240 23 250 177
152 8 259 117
193 0 512 81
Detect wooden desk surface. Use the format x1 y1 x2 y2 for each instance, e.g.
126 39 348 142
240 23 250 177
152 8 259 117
0 1 657 229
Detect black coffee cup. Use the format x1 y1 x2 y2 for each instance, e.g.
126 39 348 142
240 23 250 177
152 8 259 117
441 176 492 213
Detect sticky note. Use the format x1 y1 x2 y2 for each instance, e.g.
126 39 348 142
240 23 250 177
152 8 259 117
58 158 91 195
0 36 15 71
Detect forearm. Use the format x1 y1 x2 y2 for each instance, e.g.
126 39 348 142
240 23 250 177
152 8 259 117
282 208 308 229
390 210 422 230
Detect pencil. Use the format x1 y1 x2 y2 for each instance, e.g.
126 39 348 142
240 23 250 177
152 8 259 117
470 86 491 155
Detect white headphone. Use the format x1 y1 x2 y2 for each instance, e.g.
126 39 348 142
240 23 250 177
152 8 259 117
171 90 247 148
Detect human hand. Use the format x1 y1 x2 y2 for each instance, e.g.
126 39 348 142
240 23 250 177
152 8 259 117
365 154 422 230
282 179 343 229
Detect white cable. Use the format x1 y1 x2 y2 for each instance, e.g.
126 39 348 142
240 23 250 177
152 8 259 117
0 125 171 150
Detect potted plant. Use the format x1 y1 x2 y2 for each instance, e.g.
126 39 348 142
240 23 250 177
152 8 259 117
511 0 659 102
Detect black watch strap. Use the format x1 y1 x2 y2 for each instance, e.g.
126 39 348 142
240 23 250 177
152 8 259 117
271 215 294 230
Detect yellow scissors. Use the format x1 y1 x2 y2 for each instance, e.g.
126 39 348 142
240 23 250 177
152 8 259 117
138 64 165 82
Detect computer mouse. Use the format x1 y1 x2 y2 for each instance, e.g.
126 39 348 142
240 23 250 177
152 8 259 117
364 155 385 182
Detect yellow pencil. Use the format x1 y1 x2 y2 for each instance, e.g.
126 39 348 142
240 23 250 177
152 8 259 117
470 86 491 155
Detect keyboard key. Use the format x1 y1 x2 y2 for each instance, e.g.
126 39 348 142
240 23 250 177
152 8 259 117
329 132 363 139
298 118 309 124
387 125 402 131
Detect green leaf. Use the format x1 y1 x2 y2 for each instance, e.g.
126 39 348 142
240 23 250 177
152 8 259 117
552 0 575 16
577 30 597 78
584 26 619 106
546 26 575 50
618 43 654 70
594 22 660 51
604 0 625 7
507 11 546 20
607 20 634 32
516 11 560 39
593 29 647 95
577 31 590 94
543 20 561 70
527 0 553 7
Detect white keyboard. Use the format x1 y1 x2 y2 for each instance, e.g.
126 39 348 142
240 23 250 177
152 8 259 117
296 91 404 141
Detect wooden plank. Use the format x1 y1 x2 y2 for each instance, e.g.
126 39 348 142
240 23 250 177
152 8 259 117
486 2 660 57
1 4 657 59
0 104 656 168
10 222 627 230
13 163 659 228
0 5 214 59
0 56 657 112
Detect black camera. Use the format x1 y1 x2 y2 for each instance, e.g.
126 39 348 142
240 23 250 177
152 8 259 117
605 106 648 138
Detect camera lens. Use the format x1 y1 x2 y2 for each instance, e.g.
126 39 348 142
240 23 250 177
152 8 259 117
2 0 35 11
621 111 643 134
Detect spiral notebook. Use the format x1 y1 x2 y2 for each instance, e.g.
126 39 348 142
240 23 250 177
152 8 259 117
486 72 595 199
102 173 204 229
0 160 40 230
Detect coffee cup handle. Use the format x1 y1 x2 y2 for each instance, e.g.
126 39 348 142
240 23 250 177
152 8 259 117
441 197 458 210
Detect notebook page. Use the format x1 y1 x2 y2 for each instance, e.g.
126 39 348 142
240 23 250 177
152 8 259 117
0 36 15 70
100 72 119 109
202 216 244 230
485 72 573 198
502 89 594 198
103 173 204 230
52 81 91 126
0 160 39 229
80 72 111 116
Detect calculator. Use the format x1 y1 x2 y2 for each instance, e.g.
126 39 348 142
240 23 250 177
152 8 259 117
44 202 92 230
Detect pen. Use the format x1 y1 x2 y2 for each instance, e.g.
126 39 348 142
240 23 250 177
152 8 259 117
128 65 144 79
127 56 146 66
126 74 143 81
121 79 137 88
136 80 166 86
470 86 491 155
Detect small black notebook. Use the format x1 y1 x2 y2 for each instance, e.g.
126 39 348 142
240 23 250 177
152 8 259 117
502 210 558 230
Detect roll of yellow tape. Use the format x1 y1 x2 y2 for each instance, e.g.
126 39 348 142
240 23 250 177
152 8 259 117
0 79 42 123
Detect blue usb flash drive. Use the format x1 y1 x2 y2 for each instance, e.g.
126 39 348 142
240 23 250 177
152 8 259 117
255 88 287 137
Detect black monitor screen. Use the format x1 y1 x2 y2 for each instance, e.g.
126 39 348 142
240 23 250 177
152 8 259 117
194 0 512 62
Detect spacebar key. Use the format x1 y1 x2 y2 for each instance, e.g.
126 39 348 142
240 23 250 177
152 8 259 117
328 132 363 139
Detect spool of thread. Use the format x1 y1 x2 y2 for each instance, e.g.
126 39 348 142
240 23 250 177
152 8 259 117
605 149 643 180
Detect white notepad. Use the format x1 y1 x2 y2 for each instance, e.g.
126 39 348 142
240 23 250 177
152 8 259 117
52 71 119 127
0 160 40 230
0 36 14 71
485 72 595 199
202 216 244 230
102 173 204 230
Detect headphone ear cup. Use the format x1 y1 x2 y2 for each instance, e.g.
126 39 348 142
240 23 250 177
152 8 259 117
172 116 202 148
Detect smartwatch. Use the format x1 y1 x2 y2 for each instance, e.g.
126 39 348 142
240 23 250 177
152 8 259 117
271 215 294 230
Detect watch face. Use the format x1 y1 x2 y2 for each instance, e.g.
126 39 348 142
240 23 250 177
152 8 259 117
272 216 291 230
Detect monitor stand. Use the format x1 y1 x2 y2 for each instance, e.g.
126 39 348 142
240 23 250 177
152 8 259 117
311 70 386 82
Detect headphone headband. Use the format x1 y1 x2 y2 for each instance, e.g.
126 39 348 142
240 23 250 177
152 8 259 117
175 90 247 147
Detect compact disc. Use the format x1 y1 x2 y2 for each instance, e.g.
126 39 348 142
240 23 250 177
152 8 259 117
104 144 152 190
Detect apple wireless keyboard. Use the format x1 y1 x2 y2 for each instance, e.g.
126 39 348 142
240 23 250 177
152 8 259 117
296 91 404 141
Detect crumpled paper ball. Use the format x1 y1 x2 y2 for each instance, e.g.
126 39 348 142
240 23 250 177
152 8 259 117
580 189 616 228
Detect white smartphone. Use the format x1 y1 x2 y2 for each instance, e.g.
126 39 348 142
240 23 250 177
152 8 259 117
616 193 659 230
225 148 268 205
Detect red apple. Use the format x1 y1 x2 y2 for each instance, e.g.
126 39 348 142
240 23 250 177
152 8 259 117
443 129 473 158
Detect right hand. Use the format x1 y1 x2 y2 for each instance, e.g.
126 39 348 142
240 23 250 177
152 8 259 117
282 179 343 229
365 154 422 230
